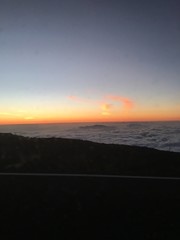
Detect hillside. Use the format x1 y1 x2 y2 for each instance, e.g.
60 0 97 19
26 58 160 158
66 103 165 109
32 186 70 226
0 133 180 176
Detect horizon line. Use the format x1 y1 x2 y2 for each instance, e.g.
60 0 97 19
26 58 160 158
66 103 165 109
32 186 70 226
0 119 180 126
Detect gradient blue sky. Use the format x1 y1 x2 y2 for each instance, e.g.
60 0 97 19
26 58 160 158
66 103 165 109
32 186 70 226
0 0 180 123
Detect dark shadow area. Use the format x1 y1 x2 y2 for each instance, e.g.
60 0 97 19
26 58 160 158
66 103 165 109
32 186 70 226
0 175 180 239
1 133 180 239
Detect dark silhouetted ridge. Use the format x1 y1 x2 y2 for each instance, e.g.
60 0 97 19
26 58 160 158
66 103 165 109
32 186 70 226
0 133 180 176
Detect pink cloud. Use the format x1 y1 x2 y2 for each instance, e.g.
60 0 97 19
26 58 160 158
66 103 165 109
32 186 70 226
68 94 134 116
105 95 134 109
68 95 90 103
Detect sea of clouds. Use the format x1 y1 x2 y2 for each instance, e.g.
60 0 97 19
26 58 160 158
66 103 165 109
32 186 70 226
0 121 180 152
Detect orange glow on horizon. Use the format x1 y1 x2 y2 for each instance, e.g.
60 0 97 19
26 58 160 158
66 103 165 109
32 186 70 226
0 102 180 125
0 114 179 125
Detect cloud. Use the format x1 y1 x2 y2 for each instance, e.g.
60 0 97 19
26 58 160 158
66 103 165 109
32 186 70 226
105 95 134 109
68 95 112 116
68 94 134 117
101 103 113 111
68 95 90 103
101 103 113 116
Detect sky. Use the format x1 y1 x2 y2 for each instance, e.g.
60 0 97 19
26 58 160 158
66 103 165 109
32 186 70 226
0 0 180 124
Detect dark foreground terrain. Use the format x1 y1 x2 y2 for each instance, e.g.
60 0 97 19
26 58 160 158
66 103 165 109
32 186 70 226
0 133 180 176
1 174 180 239
1 133 180 239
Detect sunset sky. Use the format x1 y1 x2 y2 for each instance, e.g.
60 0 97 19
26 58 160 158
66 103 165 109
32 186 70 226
0 0 180 124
